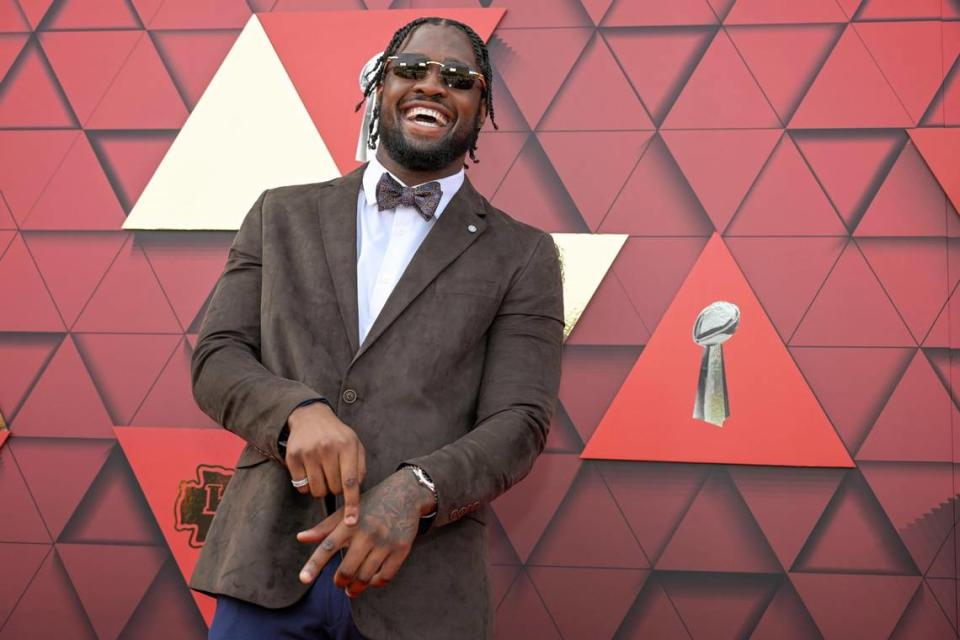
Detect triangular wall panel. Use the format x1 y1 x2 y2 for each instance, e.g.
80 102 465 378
662 129 781 233
529 463 649 568
656 471 783 572
601 0 718 26
855 21 944 125
790 573 920 640
0 332 61 421
529 566 649 640
791 242 915 347
0 547 96 640
0 444 51 543
661 573 780 640
663 29 781 129
150 29 240 110
724 0 848 23
40 0 142 30
794 129 907 232
792 471 919 575
730 466 844 570
122 16 337 230
557 345 640 443
725 133 847 236
10 438 114 541
538 32 654 131
613 236 710 334
11 334 115 439
114 426 247 626
71 235 182 334
140 0 249 29
0 37 78 127
57 543 166 640
583 235 853 467
600 134 715 236
855 142 960 238
726 236 846 342
601 462 711 564
603 26 715 126
87 130 178 212
727 24 843 123
0 233 65 332
38 30 140 126
19 131 126 231
790 346 914 453
84 31 187 130
491 135 589 233
0 130 78 225
539 131 652 231
857 350 958 463
23 232 128 329
490 453 581 563
790 25 913 128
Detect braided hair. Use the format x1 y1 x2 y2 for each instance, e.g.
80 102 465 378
354 17 498 164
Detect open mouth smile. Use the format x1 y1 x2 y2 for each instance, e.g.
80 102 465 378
399 102 454 131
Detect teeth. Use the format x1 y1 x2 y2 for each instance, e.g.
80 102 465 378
404 106 449 126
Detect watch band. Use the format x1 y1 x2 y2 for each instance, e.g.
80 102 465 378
402 464 438 535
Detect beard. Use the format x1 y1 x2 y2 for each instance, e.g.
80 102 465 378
377 105 481 172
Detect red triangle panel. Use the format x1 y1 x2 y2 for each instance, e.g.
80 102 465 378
584 235 853 467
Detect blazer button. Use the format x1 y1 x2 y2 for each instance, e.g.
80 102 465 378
342 388 358 404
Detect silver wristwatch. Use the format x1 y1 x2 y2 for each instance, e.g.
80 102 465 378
406 464 438 517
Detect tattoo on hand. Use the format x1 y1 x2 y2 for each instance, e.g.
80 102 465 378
357 473 424 544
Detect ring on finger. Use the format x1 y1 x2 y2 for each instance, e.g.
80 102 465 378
291 476 309 488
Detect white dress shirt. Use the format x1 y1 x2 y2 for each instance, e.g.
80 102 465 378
356 156 464 346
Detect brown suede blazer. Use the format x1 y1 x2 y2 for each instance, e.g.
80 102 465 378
188 164 564 639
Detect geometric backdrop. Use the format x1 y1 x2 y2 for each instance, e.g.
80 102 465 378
2 0 960 638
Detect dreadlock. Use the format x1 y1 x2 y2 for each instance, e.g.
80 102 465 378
353 17 498 165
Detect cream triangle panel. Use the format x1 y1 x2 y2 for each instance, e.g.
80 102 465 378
551 233 627 340
123 15 340 230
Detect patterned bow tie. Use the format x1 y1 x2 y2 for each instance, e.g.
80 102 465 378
375 172 442 221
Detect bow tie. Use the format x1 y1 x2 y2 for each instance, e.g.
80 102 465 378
375 172 442 221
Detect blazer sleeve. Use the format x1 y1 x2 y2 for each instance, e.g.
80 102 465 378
401 231 565 529
191 189 326 464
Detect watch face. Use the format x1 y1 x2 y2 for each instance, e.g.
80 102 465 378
408 465 437 495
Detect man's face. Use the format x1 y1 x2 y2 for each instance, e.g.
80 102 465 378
376 23 487 173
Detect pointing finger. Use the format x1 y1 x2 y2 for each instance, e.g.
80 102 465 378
298 524 347 584
340 445 361 526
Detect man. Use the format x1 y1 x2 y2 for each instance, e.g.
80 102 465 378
190 16 564 640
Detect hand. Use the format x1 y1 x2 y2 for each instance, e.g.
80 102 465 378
295 469 436 597
285 402 367 526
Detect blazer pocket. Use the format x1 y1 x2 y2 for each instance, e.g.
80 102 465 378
434 276 500 299
235 445 272 468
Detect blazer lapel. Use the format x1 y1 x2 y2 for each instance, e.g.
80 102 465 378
317 166 364 355
351 176 488 364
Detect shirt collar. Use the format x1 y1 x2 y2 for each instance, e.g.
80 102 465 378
361 155 465 220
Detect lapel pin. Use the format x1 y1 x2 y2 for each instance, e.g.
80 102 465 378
467 224 477 233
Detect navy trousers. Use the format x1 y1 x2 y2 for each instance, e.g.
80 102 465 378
208 553 366 639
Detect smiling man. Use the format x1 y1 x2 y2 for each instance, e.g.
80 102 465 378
190 17 564 640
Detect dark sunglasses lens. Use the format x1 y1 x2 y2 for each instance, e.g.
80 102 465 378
441 68 477 90
391 54 429 80
392 66 427 80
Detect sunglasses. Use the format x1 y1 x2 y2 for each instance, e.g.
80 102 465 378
386 53 486 91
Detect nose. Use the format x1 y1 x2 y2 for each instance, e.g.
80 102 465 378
410 63 449 96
